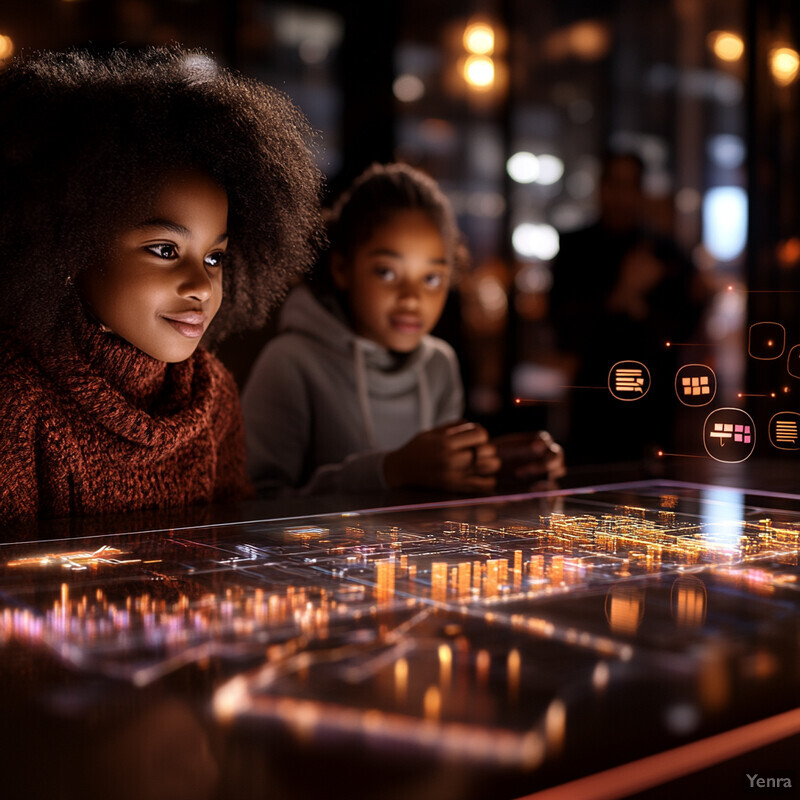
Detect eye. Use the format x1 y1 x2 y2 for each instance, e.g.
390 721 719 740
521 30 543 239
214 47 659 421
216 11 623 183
205 250 226 268
145 243 178 260
424 272 445 289
374 265 397 282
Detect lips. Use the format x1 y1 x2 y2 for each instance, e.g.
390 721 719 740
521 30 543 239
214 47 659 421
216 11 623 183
161 310 206 339
390 316 423 333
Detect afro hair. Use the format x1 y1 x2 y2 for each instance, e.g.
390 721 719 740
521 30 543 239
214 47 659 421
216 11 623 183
0 45 325 344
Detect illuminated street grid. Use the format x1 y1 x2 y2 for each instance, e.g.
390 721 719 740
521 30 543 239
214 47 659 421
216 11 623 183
1 484 799 767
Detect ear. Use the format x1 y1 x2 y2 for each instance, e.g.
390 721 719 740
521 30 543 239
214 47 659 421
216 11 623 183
330 252 349 291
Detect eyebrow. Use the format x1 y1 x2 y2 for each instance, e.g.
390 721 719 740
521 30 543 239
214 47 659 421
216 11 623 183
368 247 448 265
134 218 229 245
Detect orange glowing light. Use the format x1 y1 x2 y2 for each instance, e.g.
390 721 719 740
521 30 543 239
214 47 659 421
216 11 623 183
394 658 408 706
423 685 441 721
476 649 490 684
770 47 800 86
8 545 127 569
545 699 567 754
439 644 453 692
463 22 495 55
568 21 610 61
777 237 800 268
708 31 744 62
431 562 448 602
507 649 521 701
605 586 645 635
0 35 14 61
672 576 707 628
464 55 495 88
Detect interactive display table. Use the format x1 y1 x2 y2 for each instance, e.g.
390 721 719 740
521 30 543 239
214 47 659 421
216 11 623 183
2 480 799 799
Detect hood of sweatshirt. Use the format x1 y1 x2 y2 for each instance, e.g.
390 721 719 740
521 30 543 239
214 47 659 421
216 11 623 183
278 283 444 447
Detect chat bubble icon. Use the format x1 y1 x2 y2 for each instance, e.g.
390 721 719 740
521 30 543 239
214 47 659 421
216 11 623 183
608 361 650 401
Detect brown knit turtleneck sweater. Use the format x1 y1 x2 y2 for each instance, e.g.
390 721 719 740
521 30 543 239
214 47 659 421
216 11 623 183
0 305 253 530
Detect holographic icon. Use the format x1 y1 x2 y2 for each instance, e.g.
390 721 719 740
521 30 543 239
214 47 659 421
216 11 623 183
675 364 716 407
748 322 786 360
703 408 756 463
608 360 650 401
787 345 800 379
708 423 751 444
769 412 800 450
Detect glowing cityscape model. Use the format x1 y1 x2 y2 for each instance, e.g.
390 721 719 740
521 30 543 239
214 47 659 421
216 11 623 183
1 481 799 773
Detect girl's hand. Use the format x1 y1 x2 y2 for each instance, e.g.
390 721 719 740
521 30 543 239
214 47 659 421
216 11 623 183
383 421 500 493
492 430 566 486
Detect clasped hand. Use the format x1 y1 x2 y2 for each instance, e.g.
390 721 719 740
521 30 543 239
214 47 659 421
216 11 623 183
383 423 564 494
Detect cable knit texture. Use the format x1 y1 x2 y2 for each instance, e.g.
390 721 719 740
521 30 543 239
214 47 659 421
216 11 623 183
0 304 251 529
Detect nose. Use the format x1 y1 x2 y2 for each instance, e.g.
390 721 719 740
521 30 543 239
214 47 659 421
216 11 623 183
178 257 214 303
397 278 421 307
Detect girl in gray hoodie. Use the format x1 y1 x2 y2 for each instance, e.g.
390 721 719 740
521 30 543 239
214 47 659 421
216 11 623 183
242 163 502 495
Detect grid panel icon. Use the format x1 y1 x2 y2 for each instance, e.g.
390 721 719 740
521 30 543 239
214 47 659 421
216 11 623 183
675 365 716 407
681 376 710 396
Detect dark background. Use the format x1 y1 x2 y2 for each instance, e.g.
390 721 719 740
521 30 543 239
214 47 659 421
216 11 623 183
2 0 799 471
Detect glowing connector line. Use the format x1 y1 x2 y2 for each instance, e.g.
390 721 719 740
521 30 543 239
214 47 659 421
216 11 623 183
7 544 127 569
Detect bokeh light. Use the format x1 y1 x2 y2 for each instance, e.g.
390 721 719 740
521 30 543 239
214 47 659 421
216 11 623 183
506 152 540 184
0 35 14 61
770 47 800 86
464 55 495 88
512 223 560 260
536 154 565 186
703 186 747 261
708 31 744 62
393 74 425 103
463 22 495 55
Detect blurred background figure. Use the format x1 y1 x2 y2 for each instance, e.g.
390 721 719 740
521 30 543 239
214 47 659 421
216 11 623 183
549 151 711 466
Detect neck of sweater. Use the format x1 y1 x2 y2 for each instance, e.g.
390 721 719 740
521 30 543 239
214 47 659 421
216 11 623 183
16 299 212 448
72 309 168 412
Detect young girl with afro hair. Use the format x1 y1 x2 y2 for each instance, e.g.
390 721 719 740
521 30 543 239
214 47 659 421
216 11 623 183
0 46 323 531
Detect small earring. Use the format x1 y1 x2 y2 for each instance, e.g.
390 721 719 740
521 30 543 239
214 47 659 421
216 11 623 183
99 322 113 334
65 275 74 288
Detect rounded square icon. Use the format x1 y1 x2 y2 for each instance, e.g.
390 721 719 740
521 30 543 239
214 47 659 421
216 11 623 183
748 322 786 360
675 364 716 407
608 360 650 401
769 412 800 450
788 345 800 379
703 408 756 463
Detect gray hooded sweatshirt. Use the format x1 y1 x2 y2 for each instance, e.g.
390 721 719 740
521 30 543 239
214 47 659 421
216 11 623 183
241 284 464 495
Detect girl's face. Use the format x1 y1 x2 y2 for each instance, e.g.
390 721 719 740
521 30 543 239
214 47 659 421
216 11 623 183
80 169 228 363
332 209 451 353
